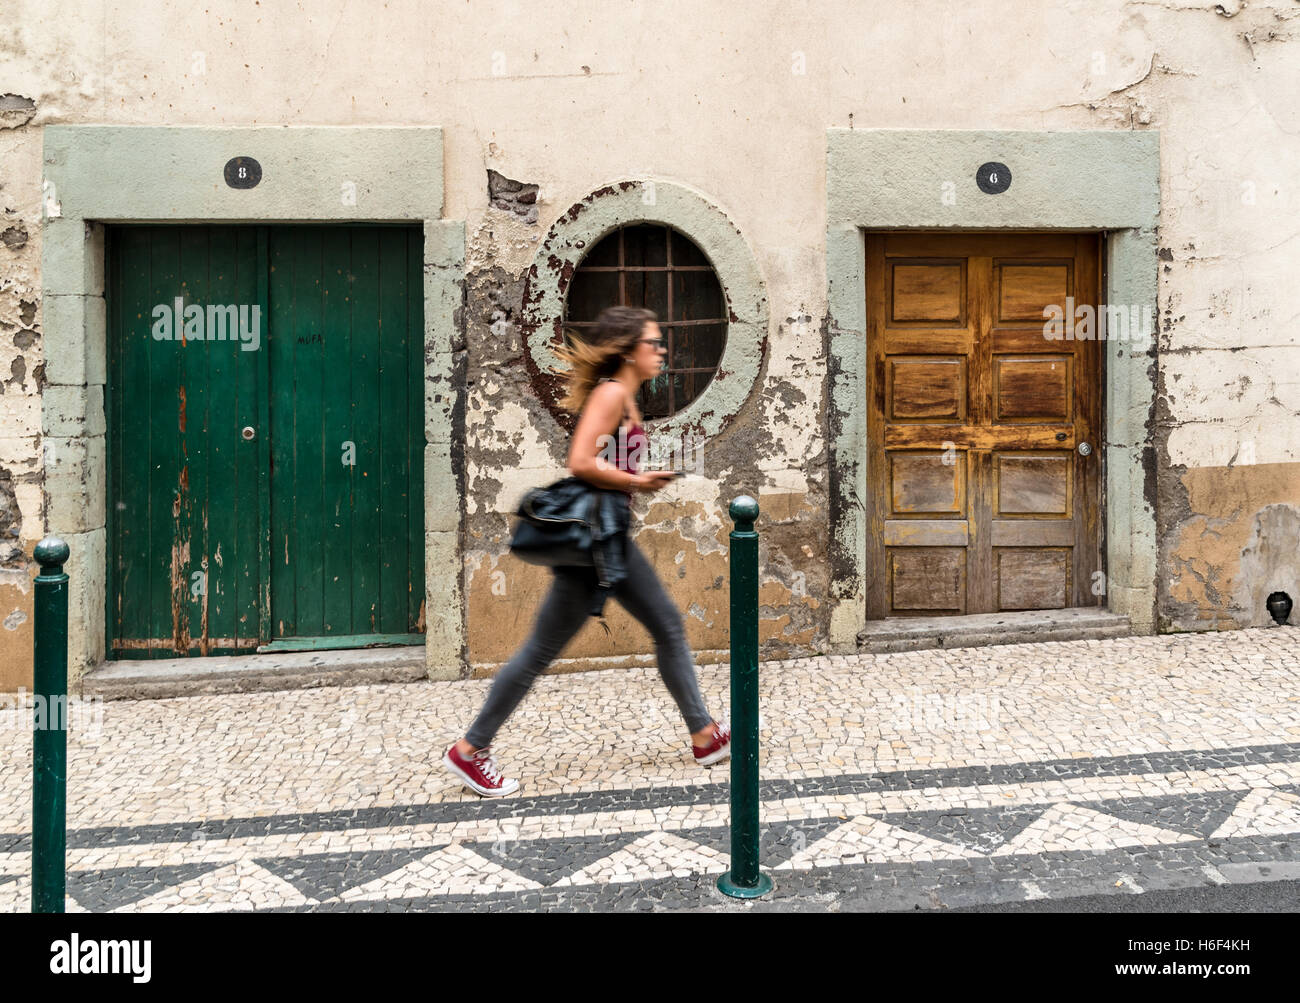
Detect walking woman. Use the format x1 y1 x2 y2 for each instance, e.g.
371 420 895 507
442 305 730 797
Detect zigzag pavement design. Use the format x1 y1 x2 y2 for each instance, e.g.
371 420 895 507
2 783 1296 911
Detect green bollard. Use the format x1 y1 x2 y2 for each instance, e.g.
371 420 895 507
32 537 69 914
717 496 773 898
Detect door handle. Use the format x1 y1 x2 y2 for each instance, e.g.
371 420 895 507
241 426 256 442
1078 441 1092 456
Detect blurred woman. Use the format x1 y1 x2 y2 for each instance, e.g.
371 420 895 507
442 306 730 796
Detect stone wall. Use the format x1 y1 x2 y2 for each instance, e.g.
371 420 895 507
1 0 1296 689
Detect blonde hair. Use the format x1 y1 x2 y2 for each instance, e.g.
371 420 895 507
551 306 656 414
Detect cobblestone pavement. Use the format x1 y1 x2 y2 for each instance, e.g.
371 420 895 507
1 627 1298 912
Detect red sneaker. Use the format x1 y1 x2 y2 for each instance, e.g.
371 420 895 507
442 742 520 797
692 720 731 767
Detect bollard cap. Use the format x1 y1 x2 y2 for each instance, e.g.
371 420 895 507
729 495 759 526
34 537 70 569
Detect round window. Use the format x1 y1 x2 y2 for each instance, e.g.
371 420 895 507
563 223 728 419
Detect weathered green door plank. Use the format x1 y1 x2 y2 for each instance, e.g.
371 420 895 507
320 227 355 636
201 231 231 649
377 228 410 635
109 227 153 649
146 228 182 650
267 230 299 638
202 227 262 649
347 228 382 635
255 227 272 647
241 225 268 647
178 226 209 651
277 228 327 637
406 228 426 632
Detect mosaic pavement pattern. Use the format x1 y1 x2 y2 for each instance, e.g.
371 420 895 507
0 626 1297 911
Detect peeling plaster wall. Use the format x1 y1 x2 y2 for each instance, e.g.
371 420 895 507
0 107 44 692
0 0 1297 689
1143 3 1300 630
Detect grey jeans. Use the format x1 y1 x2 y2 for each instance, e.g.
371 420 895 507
465 537 714 749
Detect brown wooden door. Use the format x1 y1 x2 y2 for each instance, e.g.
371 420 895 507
865 232 1102 618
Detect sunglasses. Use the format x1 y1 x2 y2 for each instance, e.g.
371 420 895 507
638 338 666 350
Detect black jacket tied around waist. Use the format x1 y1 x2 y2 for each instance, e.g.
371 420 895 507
508 476 631 622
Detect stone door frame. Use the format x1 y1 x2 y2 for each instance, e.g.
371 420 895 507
40 125 464 683
824 128 1161 648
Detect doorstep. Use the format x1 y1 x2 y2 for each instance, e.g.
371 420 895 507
856 608 1131 654
81 646 428 701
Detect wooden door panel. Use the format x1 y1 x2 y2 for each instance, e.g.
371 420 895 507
107 226 265 657
885 426 1076 450
996 548 1070 610
995 453 1071 517
866 231 1102 619
890 549 967 612
878 331 973 355
888 357 966 421
991 521 1075 547
890 262 965 324
994 357 1072 422
884 521 970 547
997 263 1072 322
890 452 965 516
268 225 425 644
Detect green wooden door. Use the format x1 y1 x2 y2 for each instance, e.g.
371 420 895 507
106 226 265 657
106 224 425 658
266 226 425 648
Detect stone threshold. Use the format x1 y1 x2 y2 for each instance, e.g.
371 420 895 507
469 647 733 680
857 608 1131 654
81 646 428 701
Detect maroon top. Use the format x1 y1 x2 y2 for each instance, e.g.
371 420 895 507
595 377 646 504
615 421 647 504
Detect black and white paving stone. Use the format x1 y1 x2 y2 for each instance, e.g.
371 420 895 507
1 743 1298 911
2 627 1298 911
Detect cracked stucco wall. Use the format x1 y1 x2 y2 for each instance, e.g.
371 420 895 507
0 1 1297 689
0 89 43 691
1142 1 1300 630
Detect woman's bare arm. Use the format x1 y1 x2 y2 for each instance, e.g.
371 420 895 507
568 382 633 490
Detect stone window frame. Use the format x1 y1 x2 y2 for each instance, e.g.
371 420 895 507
520 179 766 443
824 128 1161 649
39 125 464 684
